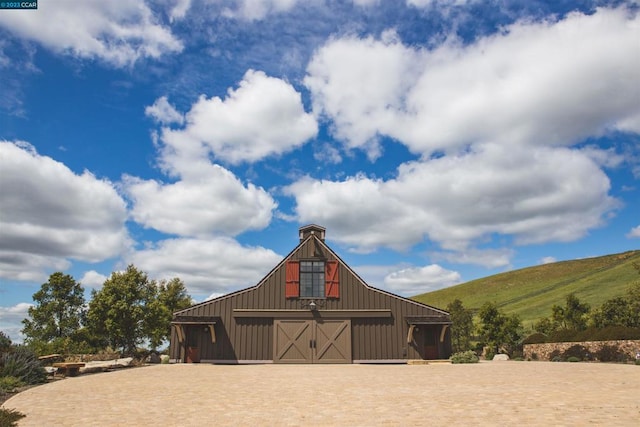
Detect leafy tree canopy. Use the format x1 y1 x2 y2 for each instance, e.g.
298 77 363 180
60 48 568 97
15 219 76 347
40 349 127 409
446 299 474 353
21 272 86 352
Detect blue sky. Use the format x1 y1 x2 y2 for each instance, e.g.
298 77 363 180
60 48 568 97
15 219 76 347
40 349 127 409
1 0 639 342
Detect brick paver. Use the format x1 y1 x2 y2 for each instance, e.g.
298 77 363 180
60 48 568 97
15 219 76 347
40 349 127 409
3 361 639 426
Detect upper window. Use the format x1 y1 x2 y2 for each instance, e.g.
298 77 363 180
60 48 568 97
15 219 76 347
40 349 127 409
300 260 325 298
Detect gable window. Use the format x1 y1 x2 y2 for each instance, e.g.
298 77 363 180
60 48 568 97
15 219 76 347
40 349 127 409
300 261 325 298
285 260 339 299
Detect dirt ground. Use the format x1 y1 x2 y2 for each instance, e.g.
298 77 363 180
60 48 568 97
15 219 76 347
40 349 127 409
2 361 639 426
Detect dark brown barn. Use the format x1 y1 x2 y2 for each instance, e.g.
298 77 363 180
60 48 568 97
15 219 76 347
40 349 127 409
169 225 451 363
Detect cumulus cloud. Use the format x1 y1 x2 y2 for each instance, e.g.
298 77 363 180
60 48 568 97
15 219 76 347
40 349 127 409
79 270 108 289
286 144 618 254
123 164 277 237
127 237 283 296
0 0 183 67
145 96 184 125
0 141 130 280
539 256 557 264
0 302 32 343
159 70 317 168
305 7 640 157
384 264 462 296
627 226 640 238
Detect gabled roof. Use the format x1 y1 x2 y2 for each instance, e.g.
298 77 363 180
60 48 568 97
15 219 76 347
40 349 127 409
174 231 449 317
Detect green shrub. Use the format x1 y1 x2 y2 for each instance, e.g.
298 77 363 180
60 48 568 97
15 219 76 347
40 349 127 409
561 344 591 361
0 346 47 385
484 349 496 361
549 349 562 361
0 376 25 392
567 356 581 362
595 345 627 363
523 333 548 344
450 350 479 364
0 408 26 427
635 359 640 366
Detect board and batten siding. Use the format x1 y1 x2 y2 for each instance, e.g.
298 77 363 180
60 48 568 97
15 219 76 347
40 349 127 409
170 234 450 362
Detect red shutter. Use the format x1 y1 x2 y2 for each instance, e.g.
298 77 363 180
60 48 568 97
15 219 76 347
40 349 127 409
325 260 339 298
285 260 300 298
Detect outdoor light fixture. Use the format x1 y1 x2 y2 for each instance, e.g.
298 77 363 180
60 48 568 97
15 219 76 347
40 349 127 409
309 301 317 310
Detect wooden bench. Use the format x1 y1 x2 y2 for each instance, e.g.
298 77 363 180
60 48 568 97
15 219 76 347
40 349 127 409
52 362 86 377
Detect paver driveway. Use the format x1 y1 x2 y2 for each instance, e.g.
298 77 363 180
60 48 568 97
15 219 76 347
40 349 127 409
3 362 639 426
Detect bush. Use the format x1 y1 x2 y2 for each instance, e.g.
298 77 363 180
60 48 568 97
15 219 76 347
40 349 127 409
567 356 581 362
450 350 479 364
484 348 496 361
0 346 47 385
595 345 627 363
523 333 548 344
548 326 640 343
635 359 640 366
530 352 538 361
0 408 26 427
0 376 25 392
562 344 591 361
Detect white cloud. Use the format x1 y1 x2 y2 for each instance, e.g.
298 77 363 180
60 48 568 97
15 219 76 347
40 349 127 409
123 163 277 237
305 7 640 157
627 226 640 238
313 143 342 165
160 70 317 168
79 270 108 289
287 144 618 253
222 0 300 21
127 237 283 296
0 302 32 343
0 141 130 280
431 247 514 269
539 256 557 265
0 1 183 67
145 96 184 125
384 264 462 296
169 0 192 21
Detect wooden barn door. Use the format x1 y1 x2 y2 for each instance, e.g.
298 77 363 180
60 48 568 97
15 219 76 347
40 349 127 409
185 326 201 363
274 320 313 363
274 319 351 363
314 320 351 364
423 327 439 360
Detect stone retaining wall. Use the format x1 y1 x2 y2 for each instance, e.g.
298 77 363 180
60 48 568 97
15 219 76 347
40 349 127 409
524 340 640 361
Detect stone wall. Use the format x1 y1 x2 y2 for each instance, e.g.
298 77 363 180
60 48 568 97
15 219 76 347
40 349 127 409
524 340 640 361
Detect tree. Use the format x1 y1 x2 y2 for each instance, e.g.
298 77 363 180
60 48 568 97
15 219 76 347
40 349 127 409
446 299 474 353
551 293 590 330
591 282 640 328
144 278 193 350
477 302 523 356
87 265 193 354
0 331 12 353
21 272 86 353
87 265 155 355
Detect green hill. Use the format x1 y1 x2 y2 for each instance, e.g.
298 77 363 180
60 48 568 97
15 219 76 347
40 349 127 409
412 250 640 328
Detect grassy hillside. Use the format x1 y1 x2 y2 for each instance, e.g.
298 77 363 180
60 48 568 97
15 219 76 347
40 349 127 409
412 250 640 328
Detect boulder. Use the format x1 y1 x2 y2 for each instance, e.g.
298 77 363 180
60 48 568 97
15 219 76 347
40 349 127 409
148 352 161 364
493 354 510 361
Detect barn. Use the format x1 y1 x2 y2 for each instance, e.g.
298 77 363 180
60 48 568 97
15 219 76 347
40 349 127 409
169 225 452 363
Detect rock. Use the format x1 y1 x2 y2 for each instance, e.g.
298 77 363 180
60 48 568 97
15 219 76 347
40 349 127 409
148 353 161 364
160 355 170 364
493 354 510 361
79 357 134 373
